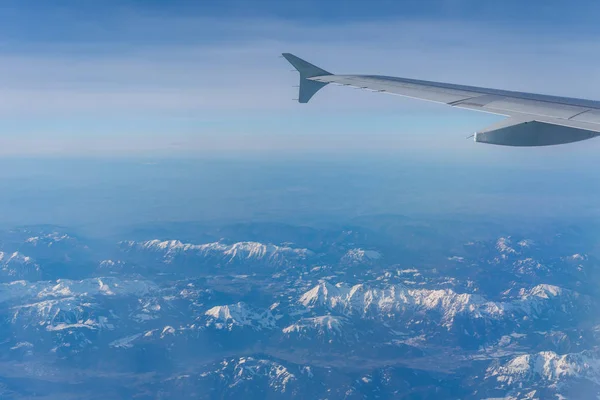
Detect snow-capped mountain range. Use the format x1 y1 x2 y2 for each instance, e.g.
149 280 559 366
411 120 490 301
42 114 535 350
298 281 583 327
0 277 157 304
24 232 73 247
199 357 298 394
487 348 600 387
0 224 599 399
121 239 314 266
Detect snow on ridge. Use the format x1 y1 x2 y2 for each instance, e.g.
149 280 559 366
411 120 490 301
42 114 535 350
341 248 382 264
11 298 114 331
161 326 176 337
0 252 40 278
283 315 347 337
10 341 33 350
109 333 143 349
25 232 72 246
46 322 98 331
512 258 546 274
518 239 534 248
0 277 158 304
205 357 296 393
0 252 35 265
299 280 501 326
496 237 518 254
299 281 577 327
204 302 276 331
487 348 600 386
99 259 125 269
122 239 313 264
569 253 586 261
36 277 157 299
519 284 563 300
299 281 343 308
512 284 579 317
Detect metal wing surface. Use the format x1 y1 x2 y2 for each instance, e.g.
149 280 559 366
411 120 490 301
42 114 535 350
283 53 600 146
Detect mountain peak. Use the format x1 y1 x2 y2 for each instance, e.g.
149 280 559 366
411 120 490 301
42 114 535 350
204 302 276 331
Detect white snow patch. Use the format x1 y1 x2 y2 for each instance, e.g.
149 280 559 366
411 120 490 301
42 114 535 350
109 333 143 349
496 237 517 254
283 315 347 338
10 341 33 350
161 326 176 337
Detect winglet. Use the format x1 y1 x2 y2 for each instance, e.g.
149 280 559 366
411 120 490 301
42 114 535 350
282 53 332 103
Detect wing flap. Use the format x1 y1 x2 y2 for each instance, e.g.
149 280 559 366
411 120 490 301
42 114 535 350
480 98 588 120
570 109 600 124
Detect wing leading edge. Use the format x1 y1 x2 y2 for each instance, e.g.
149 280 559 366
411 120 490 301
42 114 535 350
282 53 600 146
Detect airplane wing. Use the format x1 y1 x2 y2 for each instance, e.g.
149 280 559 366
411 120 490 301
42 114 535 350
282 53 600 146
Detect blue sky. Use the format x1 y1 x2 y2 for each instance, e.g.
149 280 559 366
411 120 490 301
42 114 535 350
2 0 600 158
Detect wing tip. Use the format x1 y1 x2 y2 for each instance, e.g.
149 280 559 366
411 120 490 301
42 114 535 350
282 53 331 103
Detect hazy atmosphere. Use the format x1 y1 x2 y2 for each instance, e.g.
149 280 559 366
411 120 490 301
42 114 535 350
2 0 600 156
2 1 600 399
